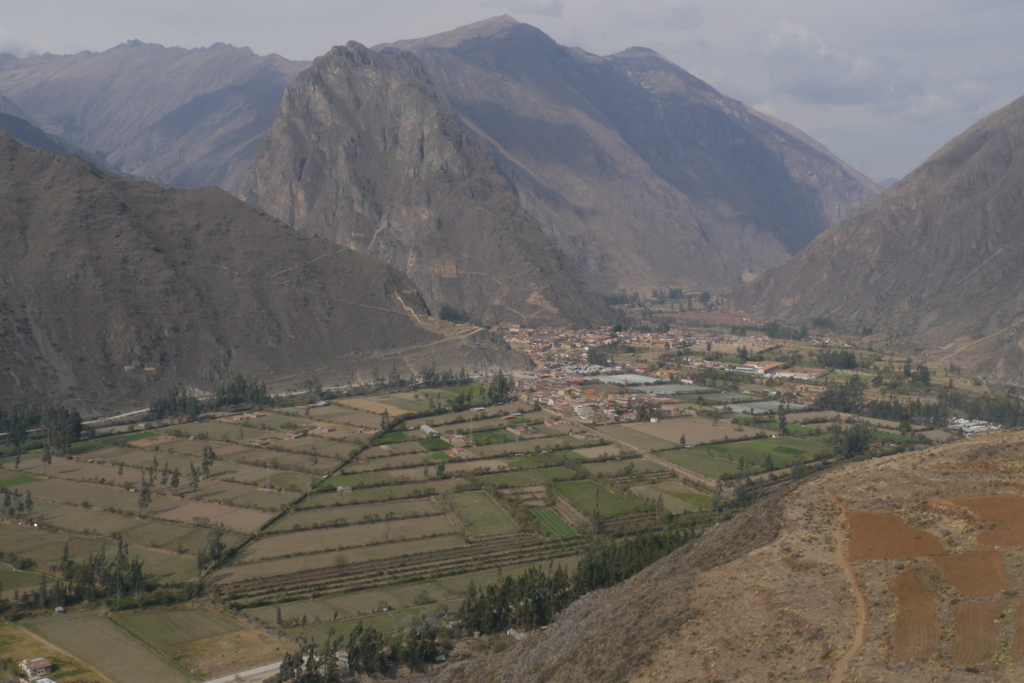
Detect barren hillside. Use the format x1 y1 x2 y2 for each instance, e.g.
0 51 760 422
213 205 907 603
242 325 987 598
435 430 1024 682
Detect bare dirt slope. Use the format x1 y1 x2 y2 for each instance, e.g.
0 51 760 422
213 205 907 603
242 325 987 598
435 430 1024 682
0 132 525 414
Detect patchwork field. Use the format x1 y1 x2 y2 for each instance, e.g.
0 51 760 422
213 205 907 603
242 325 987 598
449 491 518 535
890 573 941 663
554 480 640 517
25 612 190 683
113 607 293 678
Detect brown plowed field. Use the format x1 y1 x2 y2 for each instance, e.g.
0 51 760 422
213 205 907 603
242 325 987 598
1012 598 1024 659
948 601 1004 666
952 495 1024 549
930 550 1009 598
891 573 940 663
847 511 944 561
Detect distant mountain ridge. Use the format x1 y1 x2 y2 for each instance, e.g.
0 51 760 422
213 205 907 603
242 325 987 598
0 42 304 189
378 16 880 293
237 42 611 327
733 94 1024 385
0 132 526 413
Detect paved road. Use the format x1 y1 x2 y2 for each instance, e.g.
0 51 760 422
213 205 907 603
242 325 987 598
204 661 282 683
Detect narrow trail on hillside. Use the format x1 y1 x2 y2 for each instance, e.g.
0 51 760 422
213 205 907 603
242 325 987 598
826 486 868 683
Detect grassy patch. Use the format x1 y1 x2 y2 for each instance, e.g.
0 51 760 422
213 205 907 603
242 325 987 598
418 438 450 451
24 612 190 683
449 491 519 535
374 432 409 445
470 429 518 446
0 473 40 487
477 467 577 487
531 508 576 538
554 480 640 517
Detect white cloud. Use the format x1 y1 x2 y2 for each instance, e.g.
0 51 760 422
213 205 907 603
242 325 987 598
614 2 704 30
764 19 925 106
481 0 564 18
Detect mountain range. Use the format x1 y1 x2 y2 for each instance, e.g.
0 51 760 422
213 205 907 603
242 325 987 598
0 131 525 412
236 42 610 327
0 19 882 316
378 16 880 293
734 94 1024 385
0 41 303 190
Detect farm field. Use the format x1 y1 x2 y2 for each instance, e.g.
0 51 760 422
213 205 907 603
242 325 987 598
266 498 443 533
949 601 1004 665
554 480 640 517
0 623 104 682
890 573 941 663
0 562 43 595
113 607 294 678
477 467 577 487
235 515 457 563
847 512 943 561
449 491 518 535
210 534 470 585
581 459 666 476
299 478 468 507
532 508 576 538
630 485 694 514
24 612 191 683
596 424 678 452
703 436 828 468
622 417 766 447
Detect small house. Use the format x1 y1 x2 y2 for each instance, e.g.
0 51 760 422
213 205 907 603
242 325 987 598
21 657 53 679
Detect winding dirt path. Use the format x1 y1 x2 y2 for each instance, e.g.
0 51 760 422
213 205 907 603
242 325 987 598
826 487 868 683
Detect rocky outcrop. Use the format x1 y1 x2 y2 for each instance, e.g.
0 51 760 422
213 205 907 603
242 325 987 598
237 42 611 327
379 16 880 294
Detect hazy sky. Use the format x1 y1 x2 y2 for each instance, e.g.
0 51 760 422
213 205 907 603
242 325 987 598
3 0 1021 181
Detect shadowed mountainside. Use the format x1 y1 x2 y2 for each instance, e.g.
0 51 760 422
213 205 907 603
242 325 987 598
0 42 303 189
237 42 611 327
379 16 880 294
0 132 525 414
733 94 1024 385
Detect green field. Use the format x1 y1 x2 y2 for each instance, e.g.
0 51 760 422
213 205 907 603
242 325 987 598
470 429 518 445
531 508 576 538
554 480 640 517
658 436 827 478
0 472 40 487
374 432 409 444
418 438 450 451
477 466 577 487
449 491 518 535
0 563 44 592
25 612 190 683
114 607 243 650
267 498 443 532
581 459 666 476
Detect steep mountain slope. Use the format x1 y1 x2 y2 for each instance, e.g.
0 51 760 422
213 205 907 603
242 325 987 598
379 16 880 293
435 430 1024 682
734 94 1024 385
0 111 117 173
0 132 525 413
0 42 303 189
237 42 610 327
